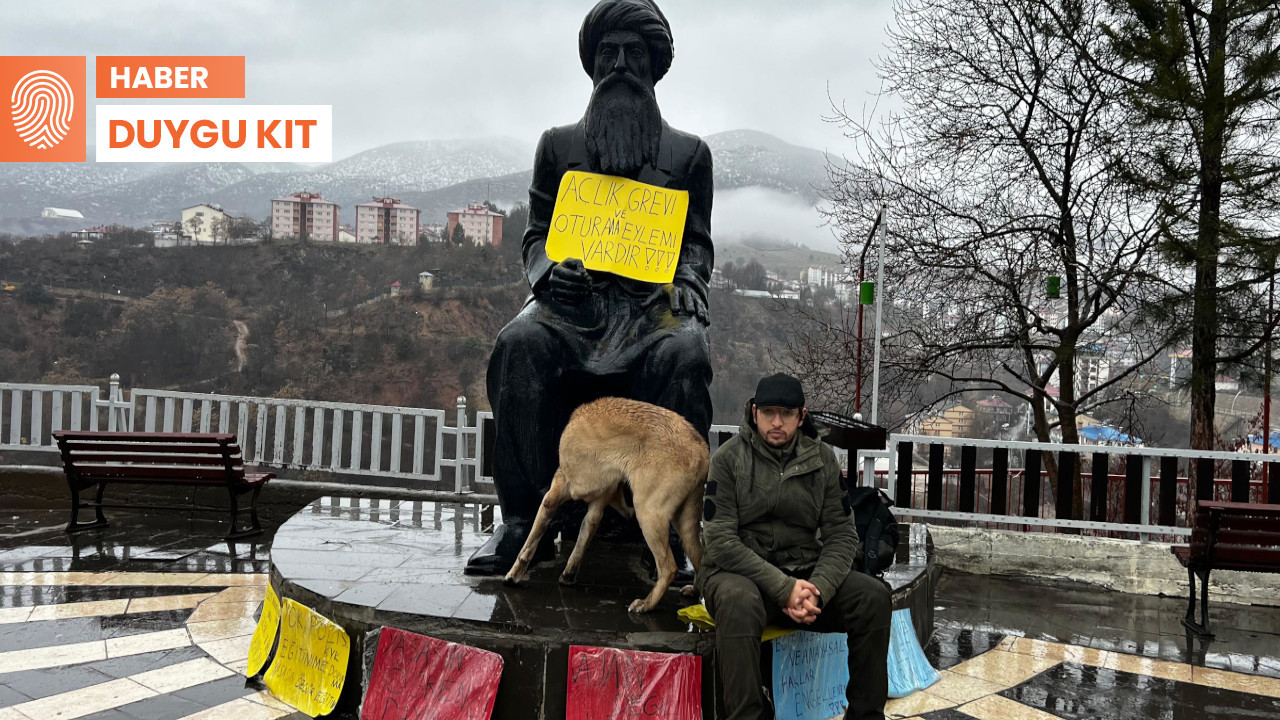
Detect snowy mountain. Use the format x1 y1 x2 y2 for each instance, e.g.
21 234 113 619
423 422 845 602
705 129 831 202
0 131 831 234
204 137 534 220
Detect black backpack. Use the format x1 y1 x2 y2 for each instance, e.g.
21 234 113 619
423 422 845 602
847 486 899 576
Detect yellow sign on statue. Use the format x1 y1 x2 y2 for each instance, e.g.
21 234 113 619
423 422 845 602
246 584 281 677
263 598 350 717
545 170 688 284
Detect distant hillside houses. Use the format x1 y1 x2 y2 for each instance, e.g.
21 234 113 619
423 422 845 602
419 223 446 244
355 196 420 246
159 204 263 247
151 221 183 247
260 191 424 245
70 226 108 242
910 404 977 439
271 191 339 243
716 262 856 303
795 265 856 302
446 203 503 246
181 204 230 245
804 265 844 289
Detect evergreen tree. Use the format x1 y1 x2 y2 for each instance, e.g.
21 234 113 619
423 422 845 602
1105 0 1280 450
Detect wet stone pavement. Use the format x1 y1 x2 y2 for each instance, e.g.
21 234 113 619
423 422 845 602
907 572 1280 719
0 481 1276 719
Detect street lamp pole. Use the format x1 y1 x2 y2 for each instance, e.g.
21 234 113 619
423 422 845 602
855 211 883 418
870 203 888 426
1264 264 1275 491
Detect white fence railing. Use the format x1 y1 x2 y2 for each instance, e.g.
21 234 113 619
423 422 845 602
21 377 1263 540
1 376 490 496
0 375 860 498
0 378 131 453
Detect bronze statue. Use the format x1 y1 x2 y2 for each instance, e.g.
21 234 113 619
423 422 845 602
466 0 714 575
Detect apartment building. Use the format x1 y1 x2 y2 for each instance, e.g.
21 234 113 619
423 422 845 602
355 197 420 245
445 203 503 246
270 191 339 243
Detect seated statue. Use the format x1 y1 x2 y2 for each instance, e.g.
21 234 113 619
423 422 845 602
466 0 714 574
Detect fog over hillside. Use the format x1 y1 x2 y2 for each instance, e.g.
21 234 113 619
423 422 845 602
713 187 837 253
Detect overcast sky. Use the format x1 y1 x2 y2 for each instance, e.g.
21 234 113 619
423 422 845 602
1 0 896 159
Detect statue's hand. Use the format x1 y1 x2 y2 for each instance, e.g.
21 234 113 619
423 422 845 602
548 258 592 305
647 283 708 325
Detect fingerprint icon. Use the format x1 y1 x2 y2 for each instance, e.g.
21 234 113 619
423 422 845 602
10 69 75 150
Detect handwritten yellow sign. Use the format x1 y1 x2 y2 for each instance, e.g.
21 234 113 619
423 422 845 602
545 170 688 284
263 598 350 717
246 585 281 677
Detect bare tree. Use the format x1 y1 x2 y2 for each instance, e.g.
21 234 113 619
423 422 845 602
819 0 1180 515
209 216 230 245
781 289 933 430
184 214 204 244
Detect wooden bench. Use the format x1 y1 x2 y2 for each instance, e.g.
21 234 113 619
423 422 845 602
1171 499 1280 638
53 431 275 541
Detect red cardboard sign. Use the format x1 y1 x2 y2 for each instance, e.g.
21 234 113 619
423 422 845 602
360 628 503 720
566 645 701 720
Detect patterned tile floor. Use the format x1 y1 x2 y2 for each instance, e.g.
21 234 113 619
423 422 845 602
887 570 1280 720
0 491 1278 719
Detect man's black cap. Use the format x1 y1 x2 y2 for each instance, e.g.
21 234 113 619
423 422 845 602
753 373 805 409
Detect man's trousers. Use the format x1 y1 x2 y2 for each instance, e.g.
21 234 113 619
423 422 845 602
703 569 891 720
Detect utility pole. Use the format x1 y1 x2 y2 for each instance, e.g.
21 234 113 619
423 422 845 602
1265 261 1275 492
870 204 887 426
854 211 883 419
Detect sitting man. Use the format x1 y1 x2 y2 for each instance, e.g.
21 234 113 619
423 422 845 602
701 373 891 720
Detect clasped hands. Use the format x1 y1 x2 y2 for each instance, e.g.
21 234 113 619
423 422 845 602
784 579 821 625
548 258 707 323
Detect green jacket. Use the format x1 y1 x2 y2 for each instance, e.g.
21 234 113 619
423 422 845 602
700 402 861 607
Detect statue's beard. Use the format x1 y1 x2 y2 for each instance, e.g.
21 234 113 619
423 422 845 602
584 73 662 177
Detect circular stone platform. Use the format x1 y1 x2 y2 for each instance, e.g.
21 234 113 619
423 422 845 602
269 496 938 720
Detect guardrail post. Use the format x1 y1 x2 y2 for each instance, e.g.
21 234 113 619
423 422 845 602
101 373 132 432
456 396 468 495
1139 456 1152 543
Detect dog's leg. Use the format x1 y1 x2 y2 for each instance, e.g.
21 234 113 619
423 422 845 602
675 491 704 597
629 501 679 613
560 498 607 586
504 470 566 586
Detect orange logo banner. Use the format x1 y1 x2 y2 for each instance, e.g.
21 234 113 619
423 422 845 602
95 56 244 99
0 56 86 163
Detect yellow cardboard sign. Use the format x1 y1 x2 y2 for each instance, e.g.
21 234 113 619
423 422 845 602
263 598 350 717
246 584 281 677
545 170 688 284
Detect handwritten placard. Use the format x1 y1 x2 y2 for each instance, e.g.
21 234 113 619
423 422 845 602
246 584 281 677
263 598 351 717
359 627 503 720
545 170 688 284
772 631 848 720
566 645 700 720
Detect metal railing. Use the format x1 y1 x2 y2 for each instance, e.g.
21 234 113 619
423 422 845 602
866 434 1280 540
6 377 1274 535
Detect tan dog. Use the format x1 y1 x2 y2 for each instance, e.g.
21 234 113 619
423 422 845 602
503 397 707 613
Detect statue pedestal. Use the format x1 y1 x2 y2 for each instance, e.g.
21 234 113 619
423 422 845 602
269 496 937 719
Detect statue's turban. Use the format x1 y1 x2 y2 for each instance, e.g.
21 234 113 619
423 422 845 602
579 0 674 83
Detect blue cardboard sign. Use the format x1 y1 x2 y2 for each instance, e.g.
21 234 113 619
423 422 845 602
770 609 940 719
771 632 848 720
